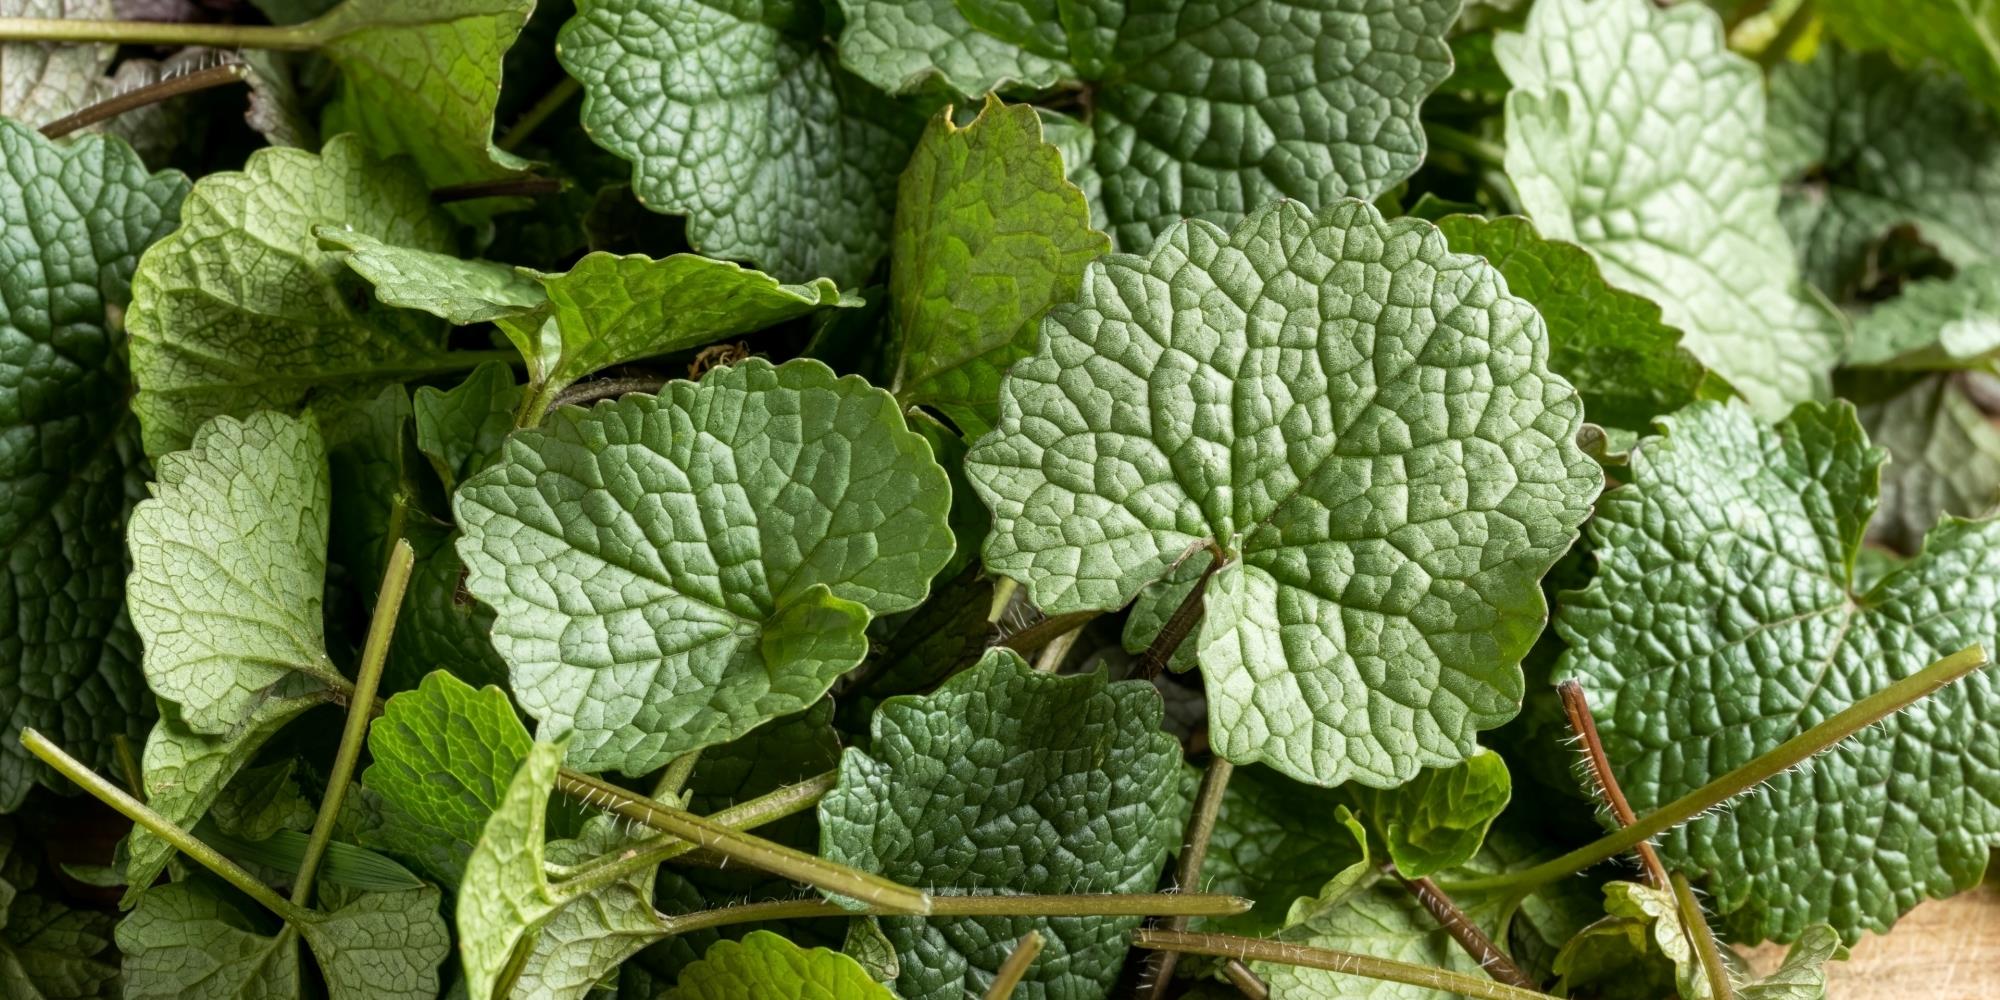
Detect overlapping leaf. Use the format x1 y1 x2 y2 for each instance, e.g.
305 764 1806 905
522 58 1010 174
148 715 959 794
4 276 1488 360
666 931 895 1000
966 200 1599 787
1857 374 2000 552
1817 0 2000 115
0 820 118 998
456 358 954 775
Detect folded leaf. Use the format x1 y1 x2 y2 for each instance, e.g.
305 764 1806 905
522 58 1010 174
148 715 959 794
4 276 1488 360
966 200 1599 787
1846 263 2000 370
1551 881 1703 1000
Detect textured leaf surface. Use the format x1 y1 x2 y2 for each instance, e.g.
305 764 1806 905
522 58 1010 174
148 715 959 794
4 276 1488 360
129 135 458 455
966 200 1598 787
324 228 547 327
0 2 113 129
457 358 954 775
1740 925 1843 1000
836 0 1071 97
1498 0 1841 416
0 120 185 810
819 649 1183 1000
1342 748 1510 879
414 361 522 493
1817 0 2000 115
1554 400 2000 941
1857 373 2000 553
665 931 895 1000
1846 263 2000 370
1551 881 1701 999
1433 214 1719 432
1261 863 1482 1000
891 97 1106 436
560 0 918 285
0 820 118 998
117 881 299 1000
1768 47 2000 297
362 670 533 888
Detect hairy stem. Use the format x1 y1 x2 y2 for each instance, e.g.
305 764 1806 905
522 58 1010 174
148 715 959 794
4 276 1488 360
1559 680 1669 888
1445 644 1989 895
1132 930 1557 1000
1671 872 1735 1000
21 729 312 924
1395 872 1535 988
554 768 932 914
546 375 667 412
655 749 703 802
0 15 320 49
1137 548 1222 679
498 77 581 152
293 538 413 907
659 892 1254 938
1141 756 1235 998
984 932 1045 1000
1223 960 1270 999
552 771 836 898
998 609 1100 657
1423 123 1507 171
431 176 564 204
41 62 249 139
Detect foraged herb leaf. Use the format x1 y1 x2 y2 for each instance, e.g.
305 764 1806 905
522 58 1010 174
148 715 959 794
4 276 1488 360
1554 400 2000 941
665 931 896 999
129 135 462 455
456 358 954 775
819 649 1183 1000
560 0 919 285
1817 0 2000 116
1740 925 1844 999
966 200 1599 788
1259 848 1484 1000
414 361 522 493
0 118 186 811
1498 0 1843 416
1551 881 1701 1000
1846 263 2000 370
835 0 1071 99
322 229 546 328
1344 748 1511 880
890 96 1107 437
1857 373 2000 553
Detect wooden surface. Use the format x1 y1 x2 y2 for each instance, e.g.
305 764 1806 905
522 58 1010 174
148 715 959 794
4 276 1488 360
1740 883 2000 997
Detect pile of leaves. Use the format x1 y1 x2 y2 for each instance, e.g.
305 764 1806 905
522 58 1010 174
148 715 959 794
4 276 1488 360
1 0 1997 996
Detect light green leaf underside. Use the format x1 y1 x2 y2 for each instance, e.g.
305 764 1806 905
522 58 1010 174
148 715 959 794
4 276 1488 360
891 96 1107 437
966 199 1599 788
0 1 186 157
1847 263 2000 369
510 813 667 1000
835 0 1072 97
1817 0 2000 116
321 227 547 326
819 649 1184 1000
1261 864 1484 1000
1497 0 1842 417
1554 400 2000 942
1856 373 2000 553
456 358 955 775
362 670 533 888
128 135 460 456
666 931 896 1000
0 119 185 811
1551 881 1704 1000
560 0 917 286
1740 926 1843 1000
1432 213 1723 432
1768 47 2000 298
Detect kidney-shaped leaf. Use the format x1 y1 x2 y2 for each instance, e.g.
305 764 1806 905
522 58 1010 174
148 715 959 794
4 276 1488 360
966 199 1600 788
456 358 954 774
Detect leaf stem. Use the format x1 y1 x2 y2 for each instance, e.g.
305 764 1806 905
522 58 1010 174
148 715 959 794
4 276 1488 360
1138 547 1223 678
292 538 413 907
1223 960 1270 999
552 771 835 897
1671 872 1735 1000
1394 872 1535 988
20 729 311 925
1423 123 1507 171
41 62 250 139
984 931 1045 1000
657 892 1254 938
1131 929 1557 1000
546 375 666 412
1443 644 1989 895
553 768 933 914
999 610 1100 657
498 77 582 152
1032 626 1083 673
655 749 703 802
1141 756 1234 998
1559 680 1669 889
0 15 322 49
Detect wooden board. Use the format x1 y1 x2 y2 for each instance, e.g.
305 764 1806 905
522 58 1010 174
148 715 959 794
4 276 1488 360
1739 883 2000 997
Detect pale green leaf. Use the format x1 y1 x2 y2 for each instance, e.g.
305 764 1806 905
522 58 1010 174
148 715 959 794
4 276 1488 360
835 0 1072 97
1552 881 1704 1000
1343 747 1511 879
294 887 450 1000
321 228 547 327
1554 399 2000 941
117 881 300 1000
819 649 1184 1000
1739 925 1844 1000
1847 263 2000 370
965 200 1599 787
1855 373 2000 553
1497 0 1843 416
665 931 895 1000
457 358 955 775
1261 864 1483 1000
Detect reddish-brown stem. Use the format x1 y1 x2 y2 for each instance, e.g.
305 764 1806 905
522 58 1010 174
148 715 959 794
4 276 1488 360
1394 872 1536 988
1558 680 1670 888
1137 546 1224 679
1222 960 1269 999
41 62 250 139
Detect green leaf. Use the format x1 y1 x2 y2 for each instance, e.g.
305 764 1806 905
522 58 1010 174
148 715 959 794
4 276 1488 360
315 0 536 202
1768 46 2000 298
129 135 462 455
457 358 955 775
414 361 523 494
666 931 896 1000
839 0 1457 251
323 228 547 328
1343 748 1511 880
517 815 672 1000
1432 214 1723 432
1846 263 2000 370
1260 861 1483 1000
1856 373 2000 553
390 521 513 691
207 761 315 842
1739 925 1844 1000
1554 399 2000 942
0 118 186 811
559 0 919 285
890 96 1108 436
965 200 1600 788
818 648 1184 1000
1817 0 2000 116
1551 881 1703 1000
0 820 119 999
1497 0 1843 417
294 886 450 999
0 1 187 158
362 670 534 888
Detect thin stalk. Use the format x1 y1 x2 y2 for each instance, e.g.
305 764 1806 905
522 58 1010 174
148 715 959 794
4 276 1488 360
1137 548 1223 678
1131 930 1557 1000
999 610 1100 657
1224 960 1270 999
21 729 311 925
1423 123 1507 171
292 538 413 907
431 176 563 203
1559 681 1669 889
1445 644 1988 895
984 932 1045 1000
552 771 836 897
498 77 581 152
112 734 143 797
1671 872 1734 1000
1755 0 1815 70
42 62 249 139
655 749 703 802
658 892 1254 938
988 577 1019 624
1033 627 1083 673
547 375 666 412
554 768 933 914
1141 757 1235 998
1394 873 1535 988
0 16 320 49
